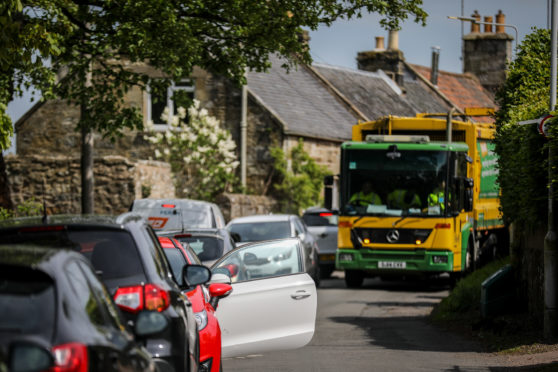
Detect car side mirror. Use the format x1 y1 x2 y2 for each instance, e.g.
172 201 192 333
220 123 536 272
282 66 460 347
230 232 241 243
208 283 233 309
9 341 54 372
182 264 211 289
135 311 169 337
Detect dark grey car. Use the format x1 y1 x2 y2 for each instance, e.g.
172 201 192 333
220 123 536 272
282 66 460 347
302 207 339 278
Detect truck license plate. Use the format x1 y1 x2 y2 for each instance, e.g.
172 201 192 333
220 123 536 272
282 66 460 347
378 261 406 269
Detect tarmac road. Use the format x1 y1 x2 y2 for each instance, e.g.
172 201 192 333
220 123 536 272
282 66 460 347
223 272 557 372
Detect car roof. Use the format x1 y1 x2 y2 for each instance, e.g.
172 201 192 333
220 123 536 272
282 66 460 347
132 198 217 210
0 213 144 230
227 214 295 224
0 244 83 271
302 206 335 214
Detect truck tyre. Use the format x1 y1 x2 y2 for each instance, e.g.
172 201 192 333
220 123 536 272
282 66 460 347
345 270 364 288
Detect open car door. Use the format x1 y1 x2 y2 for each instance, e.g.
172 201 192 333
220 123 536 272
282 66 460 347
211 238 317 358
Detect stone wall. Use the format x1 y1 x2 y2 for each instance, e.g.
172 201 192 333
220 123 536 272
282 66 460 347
5 155 173 215
134 160 175 199
215 193 278 222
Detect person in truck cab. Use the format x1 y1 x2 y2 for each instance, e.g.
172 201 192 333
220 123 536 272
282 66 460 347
349 181 382 206
427 181 449 211
387 188 421 210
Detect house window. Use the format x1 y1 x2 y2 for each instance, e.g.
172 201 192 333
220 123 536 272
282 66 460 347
148 80 194 127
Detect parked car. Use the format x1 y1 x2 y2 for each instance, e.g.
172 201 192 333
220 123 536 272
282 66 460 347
158 236 232 372
302 207 339 278
131 198 226 231
163 228 237 267
0 214 211 372
0 244 166 372
226 214 321 285
209 238 317 358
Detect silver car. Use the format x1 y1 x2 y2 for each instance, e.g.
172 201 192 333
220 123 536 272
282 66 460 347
130 198 226 231
302 207 338 278
226 214 320 286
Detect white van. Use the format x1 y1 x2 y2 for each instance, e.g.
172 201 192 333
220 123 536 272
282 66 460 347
130 198 226 231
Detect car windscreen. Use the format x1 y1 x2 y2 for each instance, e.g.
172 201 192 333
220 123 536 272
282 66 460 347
302 213 338 227
162 248 187 286
228 221 292 242
177 236 224 261
0 266 55 340
0 228 147 289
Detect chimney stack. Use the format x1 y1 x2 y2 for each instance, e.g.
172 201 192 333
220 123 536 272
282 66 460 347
471 10 481 33
463 10 512 95
388 30 399 50
431 47 440 86
375 36 385 51
495 10 506 33
357 32 405 87
484 16 493 33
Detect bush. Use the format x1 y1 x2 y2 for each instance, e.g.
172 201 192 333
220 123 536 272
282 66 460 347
270 139 331 214
0 198 44 221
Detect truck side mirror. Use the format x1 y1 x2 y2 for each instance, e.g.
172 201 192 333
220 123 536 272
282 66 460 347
464 189 474 212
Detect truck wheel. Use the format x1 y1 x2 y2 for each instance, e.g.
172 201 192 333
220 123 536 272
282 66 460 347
345 270 364 288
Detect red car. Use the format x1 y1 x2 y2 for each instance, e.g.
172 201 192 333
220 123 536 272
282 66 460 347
158 236 232 372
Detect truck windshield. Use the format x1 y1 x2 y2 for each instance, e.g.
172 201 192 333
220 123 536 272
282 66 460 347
341 149 450 217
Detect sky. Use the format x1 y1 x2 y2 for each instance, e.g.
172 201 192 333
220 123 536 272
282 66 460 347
4 0 550 153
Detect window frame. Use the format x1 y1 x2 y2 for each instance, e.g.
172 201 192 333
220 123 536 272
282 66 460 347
147 79 195 129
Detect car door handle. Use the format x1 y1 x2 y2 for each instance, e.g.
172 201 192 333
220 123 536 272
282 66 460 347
291 290 311 300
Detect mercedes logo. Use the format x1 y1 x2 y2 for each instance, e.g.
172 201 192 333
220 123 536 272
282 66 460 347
386 230 400 243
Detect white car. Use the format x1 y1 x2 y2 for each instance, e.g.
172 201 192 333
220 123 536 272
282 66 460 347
302 207 339 278
210 238 317 358
130 198 226 230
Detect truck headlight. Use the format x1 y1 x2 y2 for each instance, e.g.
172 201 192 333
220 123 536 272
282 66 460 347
338 253 354 262
432 255 448 264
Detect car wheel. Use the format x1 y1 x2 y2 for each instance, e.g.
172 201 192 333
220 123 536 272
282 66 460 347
345 270 364 288
313 265 321 287
320 266 334 279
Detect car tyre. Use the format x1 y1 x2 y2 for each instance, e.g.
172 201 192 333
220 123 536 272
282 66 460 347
345 270 364 288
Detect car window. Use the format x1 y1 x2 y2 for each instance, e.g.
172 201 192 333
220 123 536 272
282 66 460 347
179 243 203 265
162 248 187 286
302 213 339 227
0 266 56 339
66 260 106 328
178 236 224 261
0 228 148 285
228 221 292 242
143 226 175 281
77 260 125 330
212 239 303 283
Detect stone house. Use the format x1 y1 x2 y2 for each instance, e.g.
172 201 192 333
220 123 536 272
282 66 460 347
4 12 509 217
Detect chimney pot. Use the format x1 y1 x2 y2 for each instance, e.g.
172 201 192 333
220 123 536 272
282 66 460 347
388 30 399 50
471 10 481 33
430 46 440 86
484 16 493 33
375 36 385 51
495 10 506 33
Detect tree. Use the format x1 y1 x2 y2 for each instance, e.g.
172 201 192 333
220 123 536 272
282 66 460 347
1 0 427 213
146 100 240 201
271 140 331 214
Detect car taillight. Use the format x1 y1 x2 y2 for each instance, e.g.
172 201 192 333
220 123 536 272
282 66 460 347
144 283 170 312
50 342 88 372
114 286 143 313
162 204 176 208
319 212 333 217
114 284 170 313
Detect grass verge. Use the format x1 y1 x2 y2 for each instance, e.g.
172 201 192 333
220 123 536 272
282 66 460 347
430 258 558 355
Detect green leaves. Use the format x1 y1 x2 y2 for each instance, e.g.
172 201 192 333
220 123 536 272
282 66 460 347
494 28 552 228
0 0 427 149
271 139 331 214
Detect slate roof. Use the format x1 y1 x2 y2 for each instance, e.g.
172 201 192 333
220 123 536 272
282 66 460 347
246 57 458 143
410 64 496 122
246 55 358 142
